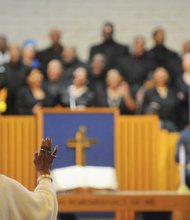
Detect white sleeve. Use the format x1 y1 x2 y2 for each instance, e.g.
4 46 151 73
32 178 58 220
0 175 58 220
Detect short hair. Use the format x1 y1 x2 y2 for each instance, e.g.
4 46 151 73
92 53 107 63
133 35 145 44
103 22 114 31
152 27 165 38
49 28 61 37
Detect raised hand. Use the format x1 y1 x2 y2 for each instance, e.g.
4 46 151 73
34 137 58 175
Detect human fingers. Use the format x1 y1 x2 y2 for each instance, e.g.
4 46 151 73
40 138 49 156
51 145 58 158
45 137 52 150
40 138 51 155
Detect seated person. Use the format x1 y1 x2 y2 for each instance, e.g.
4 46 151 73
0 137 58 220
88 53 107 102
15 68 54 114
141 67 179 131
96 69 136 114
43 59 68 101
57 67 94 109
62 46 85 82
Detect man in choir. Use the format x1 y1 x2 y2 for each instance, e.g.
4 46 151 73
38 28 63 74
117 35 156 93
88 53 107 105
0 44 30 114
147 27 178 72
0 137 58 220
43 59 68 103
62 46 85 82
89 22 129 68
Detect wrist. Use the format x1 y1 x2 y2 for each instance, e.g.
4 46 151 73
38 169 51 175
37 174 53 183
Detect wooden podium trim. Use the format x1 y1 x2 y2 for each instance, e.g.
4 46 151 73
57 191 190 220
40 107 120 114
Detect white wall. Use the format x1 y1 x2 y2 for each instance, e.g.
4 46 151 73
0 0 190 60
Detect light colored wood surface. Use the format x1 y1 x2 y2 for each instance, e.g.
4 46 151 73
0 110 181 192
117 115 180 191
57 191 190 220
0 116 38 190
0 111 187 219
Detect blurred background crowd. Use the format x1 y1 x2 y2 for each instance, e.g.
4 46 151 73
1 22 190 131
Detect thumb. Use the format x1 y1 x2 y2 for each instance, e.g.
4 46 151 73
52 145 58 156
33 152 38 162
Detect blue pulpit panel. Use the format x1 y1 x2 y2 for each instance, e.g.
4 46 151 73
40 109 118 169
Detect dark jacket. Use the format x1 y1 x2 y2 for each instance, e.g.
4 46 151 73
62 58 86 82
147 45 178 69
37 45 63 75
96 89 136 115
89 39 129 68
141 87 179 125
15 86 54 115
0 61 30 114
116 53 156 89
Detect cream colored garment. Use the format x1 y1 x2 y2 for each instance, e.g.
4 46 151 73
0 175 58 220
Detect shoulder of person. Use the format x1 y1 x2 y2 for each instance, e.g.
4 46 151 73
90 43 102 51
38 46 52 54
114 41 129 49
0 175 16 189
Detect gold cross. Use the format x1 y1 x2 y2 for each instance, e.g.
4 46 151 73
67 126 97 166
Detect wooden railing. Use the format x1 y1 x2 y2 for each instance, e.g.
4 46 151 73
0 112 180 191
116 115 179 191
0 116 38 190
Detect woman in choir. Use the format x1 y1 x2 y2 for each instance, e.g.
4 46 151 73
15 68 54 114
141 67 179 131
57 67 94 109
96 68 136 114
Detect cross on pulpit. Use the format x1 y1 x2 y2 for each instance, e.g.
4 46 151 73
67 126 97 166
